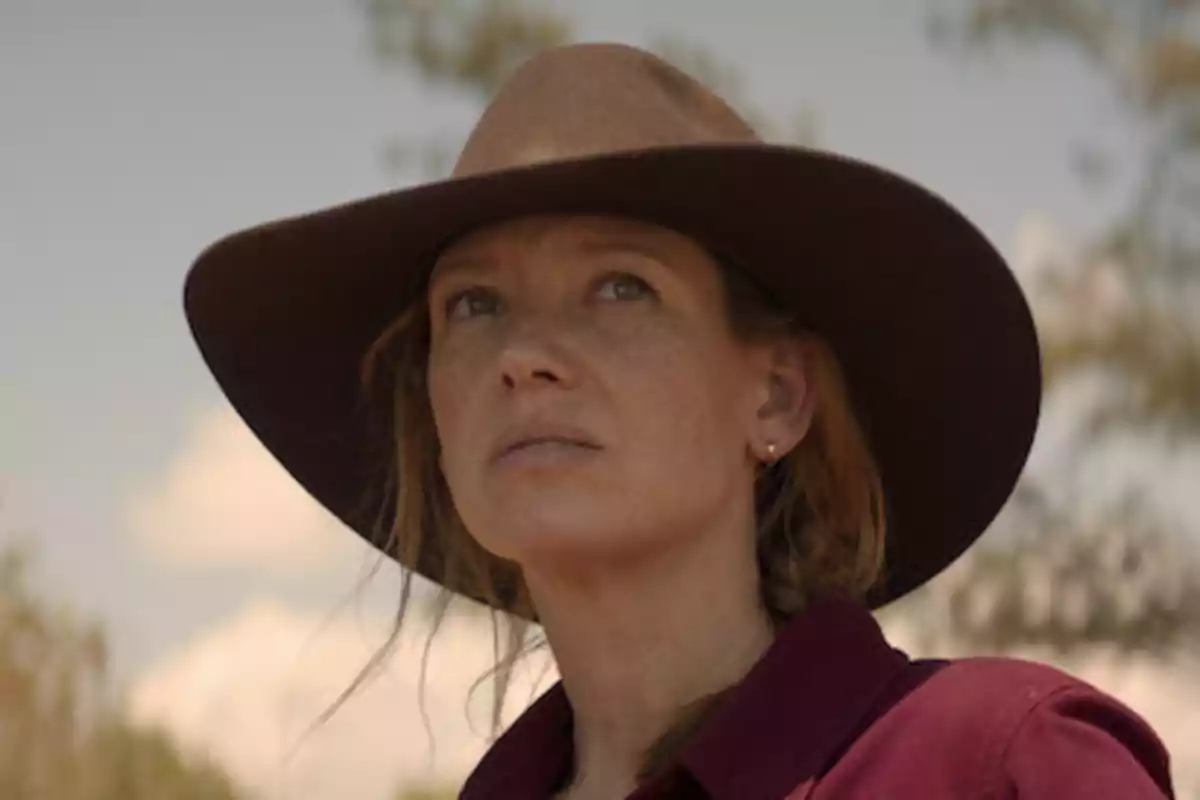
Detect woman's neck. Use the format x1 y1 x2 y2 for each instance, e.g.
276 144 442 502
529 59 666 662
524 527 776 799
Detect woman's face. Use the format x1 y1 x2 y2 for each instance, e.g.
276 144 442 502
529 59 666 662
426 214 801 567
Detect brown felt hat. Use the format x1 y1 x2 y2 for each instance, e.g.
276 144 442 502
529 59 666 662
183 42 1041 612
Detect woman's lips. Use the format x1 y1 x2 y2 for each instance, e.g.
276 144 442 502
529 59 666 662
491 427 604 468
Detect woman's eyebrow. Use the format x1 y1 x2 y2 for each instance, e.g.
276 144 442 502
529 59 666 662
430 231 677 284
429 252 497 284
575 236 676 270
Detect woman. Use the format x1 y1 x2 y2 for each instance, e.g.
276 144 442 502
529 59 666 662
183 43 1175 798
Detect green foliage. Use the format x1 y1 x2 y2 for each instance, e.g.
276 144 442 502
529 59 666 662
936 0 1200 438
0 541 247 800
365 0 571 98
901 0 1200 664
895 484 1200 655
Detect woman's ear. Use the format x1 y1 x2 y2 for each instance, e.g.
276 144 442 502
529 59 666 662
751 338 816 463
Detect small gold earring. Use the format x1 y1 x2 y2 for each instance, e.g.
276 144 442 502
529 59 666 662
765 443 777 461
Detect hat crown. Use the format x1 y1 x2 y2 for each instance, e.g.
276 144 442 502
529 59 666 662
452 43 761 178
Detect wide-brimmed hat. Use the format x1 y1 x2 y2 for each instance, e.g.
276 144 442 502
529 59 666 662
183 42 1041 613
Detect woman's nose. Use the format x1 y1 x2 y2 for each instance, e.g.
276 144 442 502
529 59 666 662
495 316 580 392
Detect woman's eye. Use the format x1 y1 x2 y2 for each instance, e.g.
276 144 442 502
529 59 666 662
445 288 503 321
596 272 655 302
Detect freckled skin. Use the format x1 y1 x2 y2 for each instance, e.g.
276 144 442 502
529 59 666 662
426 214 771 569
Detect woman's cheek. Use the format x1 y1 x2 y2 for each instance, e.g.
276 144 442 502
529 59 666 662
428 354 474 441
589 308 692 362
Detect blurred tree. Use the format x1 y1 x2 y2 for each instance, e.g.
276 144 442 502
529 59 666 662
364 0 571 176
0 541 247 800
889 483 1200 657
905 0 1200 657
933 0 1200 437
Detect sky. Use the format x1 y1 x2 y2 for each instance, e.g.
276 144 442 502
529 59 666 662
2 0 1199 796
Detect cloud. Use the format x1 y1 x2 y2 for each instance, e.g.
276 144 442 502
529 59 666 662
129 599 558 799
124 405 357 574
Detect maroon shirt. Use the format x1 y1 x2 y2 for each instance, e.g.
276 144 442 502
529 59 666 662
460 596 1175 799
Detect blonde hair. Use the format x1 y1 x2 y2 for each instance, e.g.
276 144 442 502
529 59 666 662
343 249 887 782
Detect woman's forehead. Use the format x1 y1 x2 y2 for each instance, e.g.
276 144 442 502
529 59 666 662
433 214 691 272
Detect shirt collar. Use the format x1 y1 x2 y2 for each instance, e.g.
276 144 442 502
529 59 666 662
460 595 909 799
460 679 574 799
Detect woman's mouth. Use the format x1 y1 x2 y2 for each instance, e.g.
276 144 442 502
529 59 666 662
492 428 604 468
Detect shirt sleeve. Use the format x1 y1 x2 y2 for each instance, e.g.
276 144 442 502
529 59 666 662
1001 683 1175 799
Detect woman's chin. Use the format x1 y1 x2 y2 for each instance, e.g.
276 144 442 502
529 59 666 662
476 509 652 565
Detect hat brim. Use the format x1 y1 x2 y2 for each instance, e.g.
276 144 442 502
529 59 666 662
183 143 1041 612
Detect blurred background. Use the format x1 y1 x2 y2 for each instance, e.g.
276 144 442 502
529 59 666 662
3 0 1200 797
